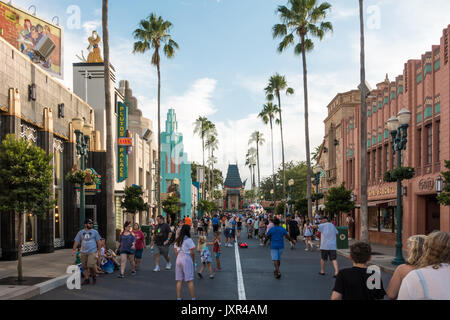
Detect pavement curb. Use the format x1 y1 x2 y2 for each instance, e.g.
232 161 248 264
336 249 395 275
0 274 68 300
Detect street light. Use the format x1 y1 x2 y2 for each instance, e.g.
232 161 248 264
288 179 294 215
313 165 323 214
73 117 91 230
386 108 412 266
436 175 443 195
270 189 275 212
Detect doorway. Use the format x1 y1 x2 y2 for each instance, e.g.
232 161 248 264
425 195 440 234
85 205 97 223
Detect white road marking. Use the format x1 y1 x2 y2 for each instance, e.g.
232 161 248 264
234 236 246 300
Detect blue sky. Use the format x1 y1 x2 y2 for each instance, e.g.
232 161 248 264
11 0 450 187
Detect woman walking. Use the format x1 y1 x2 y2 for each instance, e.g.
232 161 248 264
116 221 136 278
174 224 197 300
132 223 146 271
237 218 242 239
303 219 314 251
386 235 426 299
398 231 450 300
258 218 267 246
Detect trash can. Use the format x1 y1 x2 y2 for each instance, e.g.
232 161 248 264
336 226 349 249
141 225 153 246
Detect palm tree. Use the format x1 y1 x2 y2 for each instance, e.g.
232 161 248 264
258 102 280 198
246 148 257 199
102 0 115 249
248 131 265 192
273 0 333 220
206 131 219 199
311 144 322 164
265 74 294 218
194 117 215 199
359 0 369 243
133 13 179 217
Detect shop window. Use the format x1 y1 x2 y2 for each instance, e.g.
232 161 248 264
369 207 379 231
437 122 441 162
427 125 432 164
380 208 394 233
115 196 124 230
25 213 36 242
54 190 63 239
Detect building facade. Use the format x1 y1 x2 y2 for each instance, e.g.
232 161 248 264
0 35 100 260
223 165 244 210
319 25 450 247
161 109 192 219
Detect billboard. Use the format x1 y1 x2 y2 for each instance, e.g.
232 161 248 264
0 1 63 78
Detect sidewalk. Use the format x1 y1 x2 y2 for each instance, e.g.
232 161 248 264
0 249 73 300
336 239 407 275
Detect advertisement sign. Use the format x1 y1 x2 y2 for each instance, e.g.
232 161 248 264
117 102 129 183
0 1 63 78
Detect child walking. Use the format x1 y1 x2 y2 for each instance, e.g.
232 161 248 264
197 236 214 279
213 232 222 271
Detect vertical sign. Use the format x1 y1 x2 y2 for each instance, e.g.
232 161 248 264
117 102 128 182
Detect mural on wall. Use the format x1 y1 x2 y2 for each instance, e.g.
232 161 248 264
0 1 63 77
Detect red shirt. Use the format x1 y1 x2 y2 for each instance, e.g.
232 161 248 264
133 230 145 250
185 217 192 226
213 239 220 253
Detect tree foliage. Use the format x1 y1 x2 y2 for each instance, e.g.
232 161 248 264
0 135 55 216
197 199 217 216
437 160 450 206
324 184 355 220
121 185 149 214
191 162 223 190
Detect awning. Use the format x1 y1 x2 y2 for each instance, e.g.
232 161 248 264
354 200 397 208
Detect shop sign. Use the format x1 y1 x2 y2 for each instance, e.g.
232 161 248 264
368 186 395 197
418 178 434 191
118 102 129 182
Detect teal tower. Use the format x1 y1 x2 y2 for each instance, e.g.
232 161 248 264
161 109 192 219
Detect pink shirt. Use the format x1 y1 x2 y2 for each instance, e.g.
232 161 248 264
133 230 145 250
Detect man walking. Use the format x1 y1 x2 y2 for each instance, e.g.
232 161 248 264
212 214 220 233
312 216 339 277
153 215 173 272
265 218 293 279
72 219 102 285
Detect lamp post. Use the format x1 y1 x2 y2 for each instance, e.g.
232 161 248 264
313 165 323 214
270 189 275 213
436 175 443 196
73 118 92 230
386 108 412 266
288 179 294 216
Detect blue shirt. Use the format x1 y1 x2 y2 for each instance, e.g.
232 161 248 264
212 217 219 225
74 229 101 253
318 222 338 250
267 226 288 249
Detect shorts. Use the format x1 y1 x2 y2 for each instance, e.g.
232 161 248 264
225 228 232 238
214 252 221 259
80 252 97 270
213 224 219 232
156 245 170 257
237 226 242 230
270 248 284 261
134 249 144 259
321 250 337 261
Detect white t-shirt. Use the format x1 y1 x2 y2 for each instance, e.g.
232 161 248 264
398 264 450 300
174 237 196 255
318 222 338 250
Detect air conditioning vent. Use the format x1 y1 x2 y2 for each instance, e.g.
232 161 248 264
33 36 56 61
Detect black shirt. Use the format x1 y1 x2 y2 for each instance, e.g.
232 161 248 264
154 223 171 246
333 267 386 300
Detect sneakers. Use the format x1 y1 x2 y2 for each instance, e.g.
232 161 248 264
165 263 172 270
82 278 90 285
92 276 97 285
209 274 215 279
198 272 203 279
131 271 136 276
153 266 160 272
215 267 221 272
118 274 124 278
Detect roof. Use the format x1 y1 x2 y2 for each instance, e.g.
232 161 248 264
224 165 243 189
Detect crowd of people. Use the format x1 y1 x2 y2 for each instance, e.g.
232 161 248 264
71 210 450 300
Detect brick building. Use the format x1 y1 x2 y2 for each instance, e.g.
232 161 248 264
319 25 450 247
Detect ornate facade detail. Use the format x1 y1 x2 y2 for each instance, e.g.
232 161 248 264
23 242 38 253
20 124 37 142
54 239 65 248
54 138 64 153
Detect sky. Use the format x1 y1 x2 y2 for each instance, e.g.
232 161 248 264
10 0 450 188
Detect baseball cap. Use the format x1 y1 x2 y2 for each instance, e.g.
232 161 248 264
85 219 93 224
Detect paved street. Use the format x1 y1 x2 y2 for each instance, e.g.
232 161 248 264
33 233 391 300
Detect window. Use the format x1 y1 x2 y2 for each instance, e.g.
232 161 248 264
437 122 441 162
418 129 422 167
25 213 36 242
427 125 432 164
54 190 63 239
385 145 390 172
378 148 382 181
373 151 377 183
369 207 379 231
380 208 394 233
